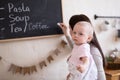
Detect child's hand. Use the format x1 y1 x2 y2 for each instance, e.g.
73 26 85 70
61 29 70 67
57 23 67 35
66 73 71 80
76 65 85 73
78 56 88 73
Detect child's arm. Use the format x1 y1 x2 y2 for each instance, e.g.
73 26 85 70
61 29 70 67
77 56 89 73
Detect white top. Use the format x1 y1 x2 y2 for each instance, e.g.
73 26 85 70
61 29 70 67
69 44 91 66
65 35 106 80
68 43 97 80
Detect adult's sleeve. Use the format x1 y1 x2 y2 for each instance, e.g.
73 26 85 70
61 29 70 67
91 46 106 80
65 35 74 49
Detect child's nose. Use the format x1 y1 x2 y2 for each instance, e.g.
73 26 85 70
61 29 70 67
75 33 79 37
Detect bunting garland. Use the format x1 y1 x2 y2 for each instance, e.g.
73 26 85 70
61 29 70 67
47 55 54 63
1 40 67 75
39 61 47 69
54 49 61 56
61 40 67 48
8 64 37 75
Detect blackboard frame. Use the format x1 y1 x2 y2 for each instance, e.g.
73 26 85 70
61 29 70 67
0 0 63 42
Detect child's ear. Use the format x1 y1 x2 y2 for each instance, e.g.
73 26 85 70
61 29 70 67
87 35 93 43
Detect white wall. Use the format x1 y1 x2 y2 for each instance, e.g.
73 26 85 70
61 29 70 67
0 0 120 80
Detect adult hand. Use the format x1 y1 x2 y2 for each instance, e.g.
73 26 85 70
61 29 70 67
57 23 67 35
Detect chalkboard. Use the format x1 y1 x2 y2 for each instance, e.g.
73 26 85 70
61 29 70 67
0 0 63 41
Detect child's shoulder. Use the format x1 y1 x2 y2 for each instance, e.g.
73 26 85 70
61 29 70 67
74 43 90 52
80 43 90 49
74 43 90 47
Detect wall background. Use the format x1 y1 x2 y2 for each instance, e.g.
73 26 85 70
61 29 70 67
0 0 120 80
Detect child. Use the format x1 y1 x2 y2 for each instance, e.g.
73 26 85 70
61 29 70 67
66 21 97 80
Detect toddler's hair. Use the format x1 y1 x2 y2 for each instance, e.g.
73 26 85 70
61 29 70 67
76 21 93 36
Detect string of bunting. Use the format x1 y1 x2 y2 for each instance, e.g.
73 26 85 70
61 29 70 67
8 64 37 75
1 40 67 75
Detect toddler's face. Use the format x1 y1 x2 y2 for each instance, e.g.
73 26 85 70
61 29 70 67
71 22 92 45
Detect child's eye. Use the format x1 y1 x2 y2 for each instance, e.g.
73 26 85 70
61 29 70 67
79 33 83 35
73 32 76 34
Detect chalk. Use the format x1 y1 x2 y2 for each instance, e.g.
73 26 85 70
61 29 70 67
57 23 60 26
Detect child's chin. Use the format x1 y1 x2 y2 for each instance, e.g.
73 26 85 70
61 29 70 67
75 43 80 45
75 42 83 45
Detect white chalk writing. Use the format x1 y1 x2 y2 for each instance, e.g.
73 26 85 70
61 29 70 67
28 22 49 31
8 3 30 13
8 3 30 33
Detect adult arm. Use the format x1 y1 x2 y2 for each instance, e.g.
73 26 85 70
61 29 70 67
90 45 106 80
58 23 73 48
